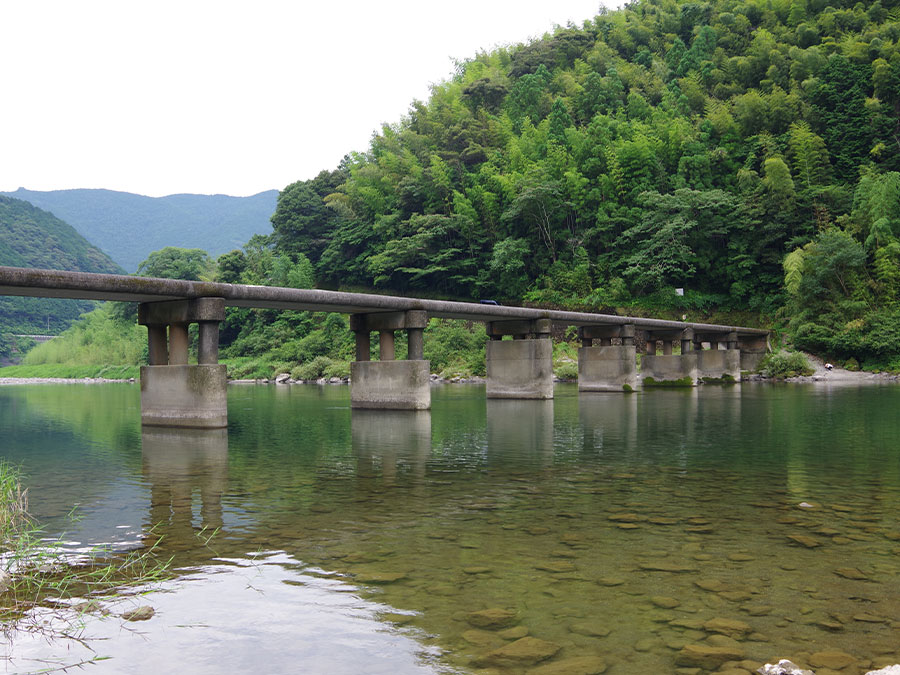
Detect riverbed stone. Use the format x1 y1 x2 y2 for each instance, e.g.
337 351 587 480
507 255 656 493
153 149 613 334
834 567 869 580
473 637 561 667
355 570 407 583
597 577 625 586
526 655 608 674
463 629 504 647
808 649 856 670
467 608 518 629
639 561 697 573
122 605 155 621
675 643 745 668
651 596 681 609
537 561 577 573
499 625 529 640
703 617 752 638
695 578 729 592
720 590 754 602
787 534 822 548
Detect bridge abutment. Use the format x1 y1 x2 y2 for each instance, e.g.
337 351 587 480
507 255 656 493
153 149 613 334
485 319 553 399
577 324 639 392
138 298 227 428
738 334 769 372
350 311 430 409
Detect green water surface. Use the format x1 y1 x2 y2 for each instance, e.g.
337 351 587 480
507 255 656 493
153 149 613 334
1 382 899 674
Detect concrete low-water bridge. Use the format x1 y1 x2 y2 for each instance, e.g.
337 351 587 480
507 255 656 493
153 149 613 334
0 266 769 428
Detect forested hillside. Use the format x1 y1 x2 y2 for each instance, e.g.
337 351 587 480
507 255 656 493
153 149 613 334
245 0 898 369
0 197 122 360
0 188 277 272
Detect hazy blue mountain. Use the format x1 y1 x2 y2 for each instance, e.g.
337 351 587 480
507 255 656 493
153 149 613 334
0 196 122 338
0 188 278 271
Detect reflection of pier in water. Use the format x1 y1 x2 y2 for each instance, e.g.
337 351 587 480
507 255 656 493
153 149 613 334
142 427 228 549
351 410 431 487
578 391 639 457
486 399 554 468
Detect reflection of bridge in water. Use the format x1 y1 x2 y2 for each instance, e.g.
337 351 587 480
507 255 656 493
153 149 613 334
1 265 769 428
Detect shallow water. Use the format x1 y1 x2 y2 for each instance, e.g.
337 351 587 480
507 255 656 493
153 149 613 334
2 382 899 673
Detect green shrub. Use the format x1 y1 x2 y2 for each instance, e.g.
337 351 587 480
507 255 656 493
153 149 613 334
759 350 814 378
291 355 335 380
844 357 860 371
554 359 579 381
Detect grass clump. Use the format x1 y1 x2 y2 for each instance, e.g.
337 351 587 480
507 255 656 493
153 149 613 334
759 350 814 378
1 461 170 642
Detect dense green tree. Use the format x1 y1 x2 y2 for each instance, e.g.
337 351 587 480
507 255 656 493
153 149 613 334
136 247 214 281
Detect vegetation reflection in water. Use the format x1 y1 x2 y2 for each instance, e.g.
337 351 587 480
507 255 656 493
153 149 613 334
3 382 900 674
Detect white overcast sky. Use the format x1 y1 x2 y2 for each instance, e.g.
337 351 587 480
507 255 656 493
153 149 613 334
2 1 607 198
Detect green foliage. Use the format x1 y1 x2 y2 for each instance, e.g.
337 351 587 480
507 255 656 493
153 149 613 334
261 0 898 351
137 246 214 280
423 319 487 377
759 350 815 378
22 304 146 367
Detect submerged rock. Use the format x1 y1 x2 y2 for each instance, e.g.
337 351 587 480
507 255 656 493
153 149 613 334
834 567 869 580
526 655 608 674
122 605 155 621
675 643 745 668
473 636 561 667
466 608 518 629
809 649 856 670
703 617 752 638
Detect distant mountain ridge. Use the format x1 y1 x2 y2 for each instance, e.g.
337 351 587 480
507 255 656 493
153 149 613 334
0 187 278 272
0 196 122 339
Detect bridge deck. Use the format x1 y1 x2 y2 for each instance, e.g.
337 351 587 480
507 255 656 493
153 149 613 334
0 266 768 336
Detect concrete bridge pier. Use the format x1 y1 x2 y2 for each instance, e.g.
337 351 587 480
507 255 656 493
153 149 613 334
485 318 553 399
350 310 430 410
640 327 698 387
694 331 741 383
138 298 228 428
577 324 639 392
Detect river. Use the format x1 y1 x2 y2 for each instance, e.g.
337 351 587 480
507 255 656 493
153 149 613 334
1 382 899 674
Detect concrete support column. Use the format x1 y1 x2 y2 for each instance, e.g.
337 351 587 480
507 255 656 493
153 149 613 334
485 318 553 399
147 325 168 366
645 339 656 356
168 324 190 365
198 321 219 365
138 298 227 429
663 340 673 356
408 327 424 361
350 310 430 410
379 330 396 361
577 324 639 392
354 331 371 362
